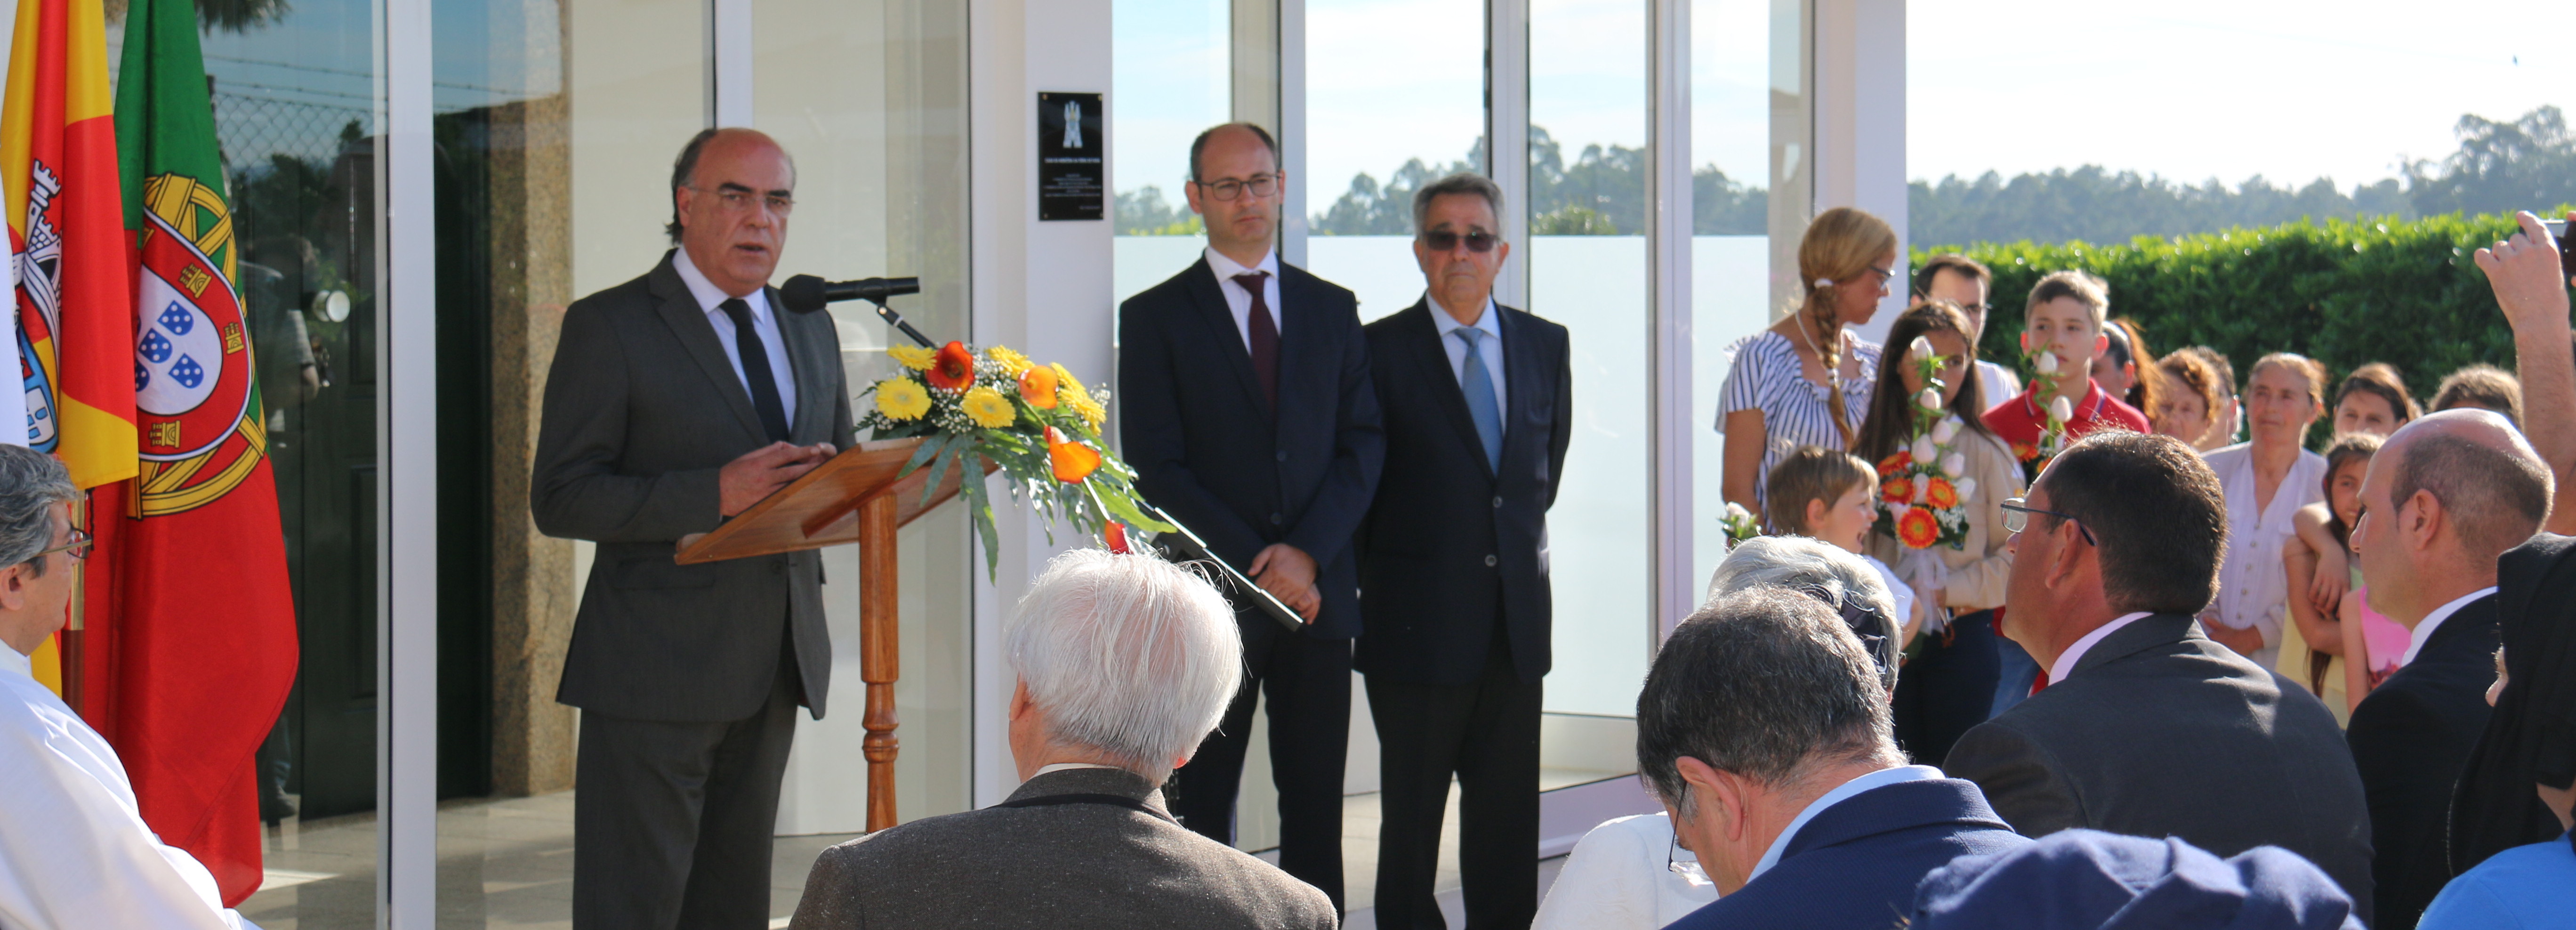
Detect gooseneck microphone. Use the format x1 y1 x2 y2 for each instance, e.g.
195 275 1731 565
779 274 933 347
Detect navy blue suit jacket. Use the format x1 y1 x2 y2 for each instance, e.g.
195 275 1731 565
1356 299 1571 685
2348 594 2499 930
1118 257 1384 639
1667 778 2029 930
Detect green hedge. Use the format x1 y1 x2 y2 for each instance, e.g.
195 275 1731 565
1917 211 2552 413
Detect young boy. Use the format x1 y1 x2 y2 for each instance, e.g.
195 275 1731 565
1763 446 1924 644
1982 270 2151 461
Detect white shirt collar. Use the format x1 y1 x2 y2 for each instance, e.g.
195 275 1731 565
0 645 28 680
2402 588 2496 666
670 247 772 319
1203 246 1279 283
1430 296 1502 342
1030 761 1124 780
2050 611 2154 683
1747 764 1942 883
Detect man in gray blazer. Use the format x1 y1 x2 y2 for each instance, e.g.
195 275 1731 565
1945 432 2375 922
792 549 1337 930
532 127 852 930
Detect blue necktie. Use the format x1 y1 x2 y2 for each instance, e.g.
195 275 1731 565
1457 329 1503 471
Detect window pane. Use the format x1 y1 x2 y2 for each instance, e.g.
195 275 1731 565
1305 0 1483 320
1529 0 1649 720
1113 0 1231 306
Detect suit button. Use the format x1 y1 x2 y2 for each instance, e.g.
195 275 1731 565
1484 554 1498 567
1492 496 1503 509
773 560 788 575
1270 513 1284 526
1276 451 1288 462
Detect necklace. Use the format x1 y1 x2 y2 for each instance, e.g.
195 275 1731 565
1790 312 1840 394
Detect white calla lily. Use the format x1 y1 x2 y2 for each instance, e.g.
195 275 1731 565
1917 388 1944 411
2048 396 2075 424
1909 335 1935 362
1911 434 1938 464
2035 352 2060 375
1931 418 1960 444
1942 452 1968 477
1956 477 1978 503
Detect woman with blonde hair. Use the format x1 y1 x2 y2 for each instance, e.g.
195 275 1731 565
1718 207 1896 515
2151 349 2226 446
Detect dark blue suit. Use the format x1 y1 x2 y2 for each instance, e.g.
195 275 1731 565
1667 778 2029 930
1118 255 1383 908
1358 299 1571 928
2347 595 2499 930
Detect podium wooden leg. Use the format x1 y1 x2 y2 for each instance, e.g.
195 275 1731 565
859 494 901 833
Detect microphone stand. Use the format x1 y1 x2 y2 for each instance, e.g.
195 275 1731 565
871 297 936 348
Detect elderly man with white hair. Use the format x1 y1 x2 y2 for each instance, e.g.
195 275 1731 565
790 548 1336 929
0 444 252 929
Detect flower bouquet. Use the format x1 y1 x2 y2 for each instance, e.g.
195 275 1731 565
861 341 1172 575
2009 334 2075 481
1872 336 1979 555
1719 501 1763 550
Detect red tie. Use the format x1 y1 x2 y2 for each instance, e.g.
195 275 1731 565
1236 272 1278 411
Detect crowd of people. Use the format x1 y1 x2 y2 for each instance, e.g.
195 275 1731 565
8 120 2576 930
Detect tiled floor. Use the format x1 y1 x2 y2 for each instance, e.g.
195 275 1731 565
239 779 1592 928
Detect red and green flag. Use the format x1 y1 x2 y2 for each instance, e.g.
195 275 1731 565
95 0 299 906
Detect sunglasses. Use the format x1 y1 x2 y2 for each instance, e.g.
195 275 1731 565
1420 229 1500 253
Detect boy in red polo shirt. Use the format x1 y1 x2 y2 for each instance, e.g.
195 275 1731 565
1983 270 2150 481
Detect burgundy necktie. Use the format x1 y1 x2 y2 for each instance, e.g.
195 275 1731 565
1235 272 1278 411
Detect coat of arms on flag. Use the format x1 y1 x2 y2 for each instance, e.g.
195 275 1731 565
131 172 259 516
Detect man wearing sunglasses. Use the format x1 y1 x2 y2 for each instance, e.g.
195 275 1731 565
1119 122 1385 911
0 445 250 928
1945 431 2375 921
1357 171 1574 928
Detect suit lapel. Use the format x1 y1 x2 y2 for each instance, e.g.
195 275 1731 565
1403 301 1493 479
1180 259 1268 415
1496 306 1543 469
648 253 769 445
770 286 834 444
1274 267 1324 432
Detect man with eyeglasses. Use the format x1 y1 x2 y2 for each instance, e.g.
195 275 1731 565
1911 254 2018 417
1945 431 2376 922
0 445 252 929
1119 121 1385 911
532 127 851 930
1356 171 1573 928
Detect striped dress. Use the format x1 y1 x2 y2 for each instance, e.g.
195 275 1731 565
1717 330 1884 509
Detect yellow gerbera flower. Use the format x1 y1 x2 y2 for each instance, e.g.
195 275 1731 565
888 344 935 371
987 345 1036 377
875 378 931 421
1052 364 1092 405
962 386 1017 429
1071 396 1107 431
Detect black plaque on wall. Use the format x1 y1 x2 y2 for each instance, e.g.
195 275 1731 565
1038 92 1105 221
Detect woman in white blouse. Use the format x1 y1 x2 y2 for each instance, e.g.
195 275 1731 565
2198 354 2329 671
1718 207 1896 516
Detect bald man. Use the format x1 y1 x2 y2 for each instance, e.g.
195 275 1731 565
2345 409 2554 930
532 128 852 930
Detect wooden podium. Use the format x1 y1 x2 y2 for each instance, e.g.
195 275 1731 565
676 436 987 832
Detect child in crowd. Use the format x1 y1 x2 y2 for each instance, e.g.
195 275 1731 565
2091 317 2159 418
1763 445 1924 647
1981 270 2151 479
2283 434 2410 720
2332 362 2420 439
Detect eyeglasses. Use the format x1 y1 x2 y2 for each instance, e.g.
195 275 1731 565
1867 263 1897 283
1666 828 1705 879
2000 497 2097 546
1420 229 1500 253
29 527 91 563
689 185 795 217
1192 174 1279 201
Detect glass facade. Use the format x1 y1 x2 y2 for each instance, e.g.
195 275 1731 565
1304 0 1483 319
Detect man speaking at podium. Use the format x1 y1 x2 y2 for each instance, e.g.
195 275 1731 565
532 127 852 930
1119 122 1385 909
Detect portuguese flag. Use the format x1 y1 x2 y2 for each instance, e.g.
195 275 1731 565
92 0 299 905
5 0 137 696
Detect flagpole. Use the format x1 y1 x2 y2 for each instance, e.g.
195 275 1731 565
61 492 86 712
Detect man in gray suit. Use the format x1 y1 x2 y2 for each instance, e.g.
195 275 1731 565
1945 431 2375 922
792 549 1337 930
532 127 852 930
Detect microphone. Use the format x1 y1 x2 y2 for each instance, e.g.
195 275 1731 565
779 273 934 347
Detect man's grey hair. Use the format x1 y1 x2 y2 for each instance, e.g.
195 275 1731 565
1705 535 1899 691
1005 548 1243 779
1636 586 1903 813
1411 171 1506 235
0 445 76 576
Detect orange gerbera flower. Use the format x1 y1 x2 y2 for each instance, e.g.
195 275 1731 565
1046 426 1101 482
1897 506 1940 549
1925 477 1959 510
1018 365 1061 409
1877 451 1912 477
926 340 977 390
2011 440 2039 461
1881 475 1915 504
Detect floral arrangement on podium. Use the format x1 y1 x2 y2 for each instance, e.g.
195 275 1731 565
859 340 1172 574
1872 336 1978 553
2008 333 2076 480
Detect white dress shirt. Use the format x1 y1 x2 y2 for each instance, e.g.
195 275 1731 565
1204 246 1284 352
0 648 250 929
1974 359 2020 416
2051 611 2155 684
1430 297 1508 421
673 247 797 418
1860 552 1920 636
2204 443 2328 671
1029 761 1122 780
1747 764 1944 882
1530 812 1720 930
2401 588 2497 666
